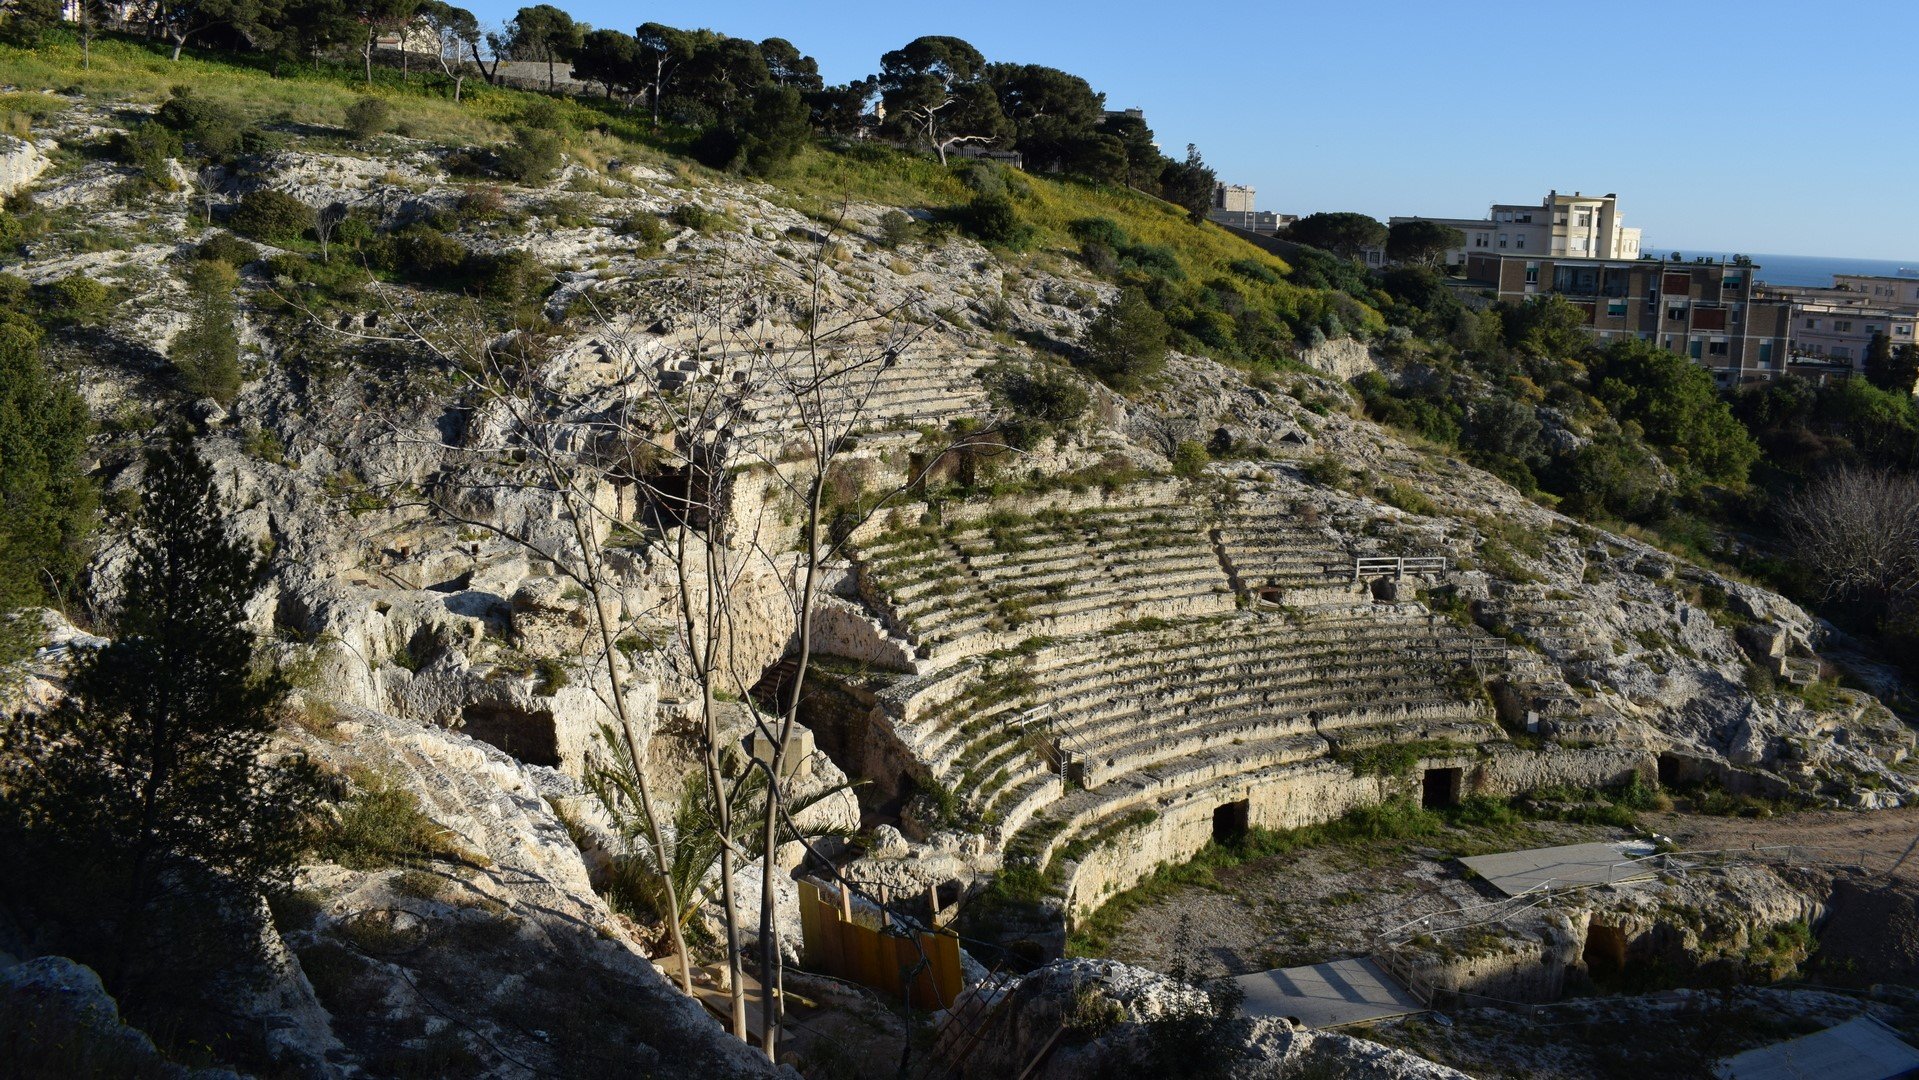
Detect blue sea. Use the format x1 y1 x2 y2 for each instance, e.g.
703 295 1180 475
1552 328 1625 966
1664 251 1919 288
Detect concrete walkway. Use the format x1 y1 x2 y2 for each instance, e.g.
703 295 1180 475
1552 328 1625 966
1459 839 1659 897
1233 956 1426 1029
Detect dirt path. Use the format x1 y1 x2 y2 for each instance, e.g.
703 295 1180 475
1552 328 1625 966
1646 806 1919 881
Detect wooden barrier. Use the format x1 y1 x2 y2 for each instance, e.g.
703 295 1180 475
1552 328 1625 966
798 879 963 1010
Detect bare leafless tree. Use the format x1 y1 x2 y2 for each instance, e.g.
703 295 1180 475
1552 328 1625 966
298 213 1005 1059
1778 464 1919 604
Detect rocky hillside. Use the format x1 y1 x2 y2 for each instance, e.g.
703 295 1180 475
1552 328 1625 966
3 71 1915 1078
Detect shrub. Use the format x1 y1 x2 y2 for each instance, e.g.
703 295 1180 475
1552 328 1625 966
229 188 314 244
1226 257 1280 285
112 122 183 191
0 271 28 308
1302 453 1349 488
46 274 110 325
393 224 466 280
195 232 258 267
493 126 563 184
985 362 1091 451
343 96 392 139
1077 287 1168 393
668 203 713 232
471 249 547 306
154 86 248 159
875 210 914 249
454 185 506 223
1172 440 1209 478
959 193 1033 249
616 212 667 254
313 771 469 871
1067 216 1128 248
172 261 242 405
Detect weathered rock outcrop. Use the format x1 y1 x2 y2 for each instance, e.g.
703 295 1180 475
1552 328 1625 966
943 959 1470 1079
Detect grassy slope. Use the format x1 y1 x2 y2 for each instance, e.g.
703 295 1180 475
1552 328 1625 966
0 30 1369 357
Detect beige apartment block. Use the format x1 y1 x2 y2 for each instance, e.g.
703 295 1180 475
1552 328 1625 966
1830 274 1919 313
1463 252 1789 384
1374 191 1642 268
1758 280 1919 371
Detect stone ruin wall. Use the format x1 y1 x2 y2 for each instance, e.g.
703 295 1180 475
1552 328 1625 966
1060 747 1657 921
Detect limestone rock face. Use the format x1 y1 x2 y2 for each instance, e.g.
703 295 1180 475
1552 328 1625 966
0 135 50 196
10 92 1919 1077
285 705 781 1078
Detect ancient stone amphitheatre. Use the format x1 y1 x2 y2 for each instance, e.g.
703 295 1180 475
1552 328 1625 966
3 22 1919 1080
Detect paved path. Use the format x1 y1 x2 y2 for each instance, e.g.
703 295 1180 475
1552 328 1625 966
1233 956 1426 1029
1459 839 1658 897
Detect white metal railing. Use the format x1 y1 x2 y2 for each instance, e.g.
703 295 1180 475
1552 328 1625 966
1353 556 1449 581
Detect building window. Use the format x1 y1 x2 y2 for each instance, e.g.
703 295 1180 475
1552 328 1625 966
1835 320 1853 332
1515 237 1525 249
1524 263 1539 285
1607 300 1627 317
1668 305 1688 321
1832 346 1852 361
1898 326 1912 336
1576 212 1592 226
1473 234 1488 248
1498 234 1508 248
1759 341 1774 365
1707 340 1729 356
1805 318 1818 329
1689 340 1703 359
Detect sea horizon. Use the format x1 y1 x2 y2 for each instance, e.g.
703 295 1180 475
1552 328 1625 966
1653 249 1918 288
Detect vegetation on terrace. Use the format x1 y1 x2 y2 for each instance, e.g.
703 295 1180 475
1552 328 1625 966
0 30 1379 374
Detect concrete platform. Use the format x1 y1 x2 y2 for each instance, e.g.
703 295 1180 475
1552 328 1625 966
1459 840 1659 897
1717 1015 1919 1079
1233 957 1426 1029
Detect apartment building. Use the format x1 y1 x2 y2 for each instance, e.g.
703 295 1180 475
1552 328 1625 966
1831 274 1919 312
1371 191 1643 269
1206 182 1290 233
1758 276 1919 370
1462 252 1790 383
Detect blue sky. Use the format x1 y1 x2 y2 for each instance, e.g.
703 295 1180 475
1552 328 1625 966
471 0 1919 261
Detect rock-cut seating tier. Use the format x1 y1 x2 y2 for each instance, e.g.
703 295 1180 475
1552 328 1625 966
851 487 1363 666
724 350 991 444
856 503 1232 662
1214 509 1363 600
884 605 1509 860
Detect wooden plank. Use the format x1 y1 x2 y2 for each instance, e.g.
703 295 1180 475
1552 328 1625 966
926 932 963 1009
799 880 823 970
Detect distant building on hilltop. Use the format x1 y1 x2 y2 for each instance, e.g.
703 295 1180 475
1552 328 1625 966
1205 182 1292 234
1369 191 1643 269
1463 252 1790 384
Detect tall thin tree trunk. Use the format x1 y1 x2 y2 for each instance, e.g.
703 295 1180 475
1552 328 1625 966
674 453 750 1040
551 463 695 998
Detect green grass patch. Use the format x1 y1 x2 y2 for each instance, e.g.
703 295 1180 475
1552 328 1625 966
313 768 484 871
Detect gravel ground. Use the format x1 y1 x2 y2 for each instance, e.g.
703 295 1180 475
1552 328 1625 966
1090 819 1618 979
